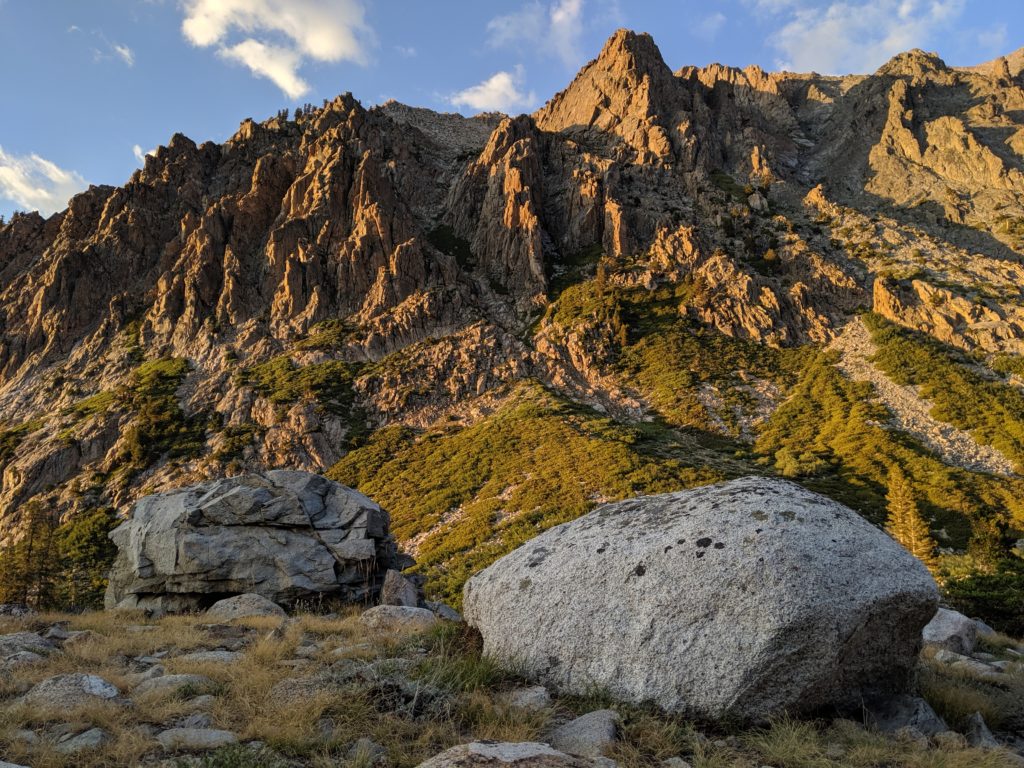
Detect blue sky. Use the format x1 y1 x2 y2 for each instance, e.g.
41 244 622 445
1 0 1022 219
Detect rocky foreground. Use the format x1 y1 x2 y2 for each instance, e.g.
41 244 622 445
2 475 1024 767
0 598 1022 768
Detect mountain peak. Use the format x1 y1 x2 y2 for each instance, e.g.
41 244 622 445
595 29 670 77
875 48 948 78
533 28 680 155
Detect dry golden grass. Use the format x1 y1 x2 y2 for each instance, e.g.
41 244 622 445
2 610 1023 768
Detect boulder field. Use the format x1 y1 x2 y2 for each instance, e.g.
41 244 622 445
464 476 940 721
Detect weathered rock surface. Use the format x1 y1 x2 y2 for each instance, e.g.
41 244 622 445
205 593 286 622
464 477 939 721
21 674 121 710
416 742 597 768
922 607 978 654
549 710 619 758
156 728 238 751
359 605 439 634
863 695 948 736
105 471 407 611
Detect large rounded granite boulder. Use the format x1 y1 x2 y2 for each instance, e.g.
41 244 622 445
105 471 410 612
464 477 939 721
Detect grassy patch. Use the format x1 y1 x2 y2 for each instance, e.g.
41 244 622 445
238 356 360 419
293 319 354 351
64 391 117 420
118 358 206 472
328 383 729 605
0 418 44 468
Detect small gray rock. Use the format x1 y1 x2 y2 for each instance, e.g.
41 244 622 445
21 673 120 710
184 694 217 711
44 625 70 640
177 650 243 664
922 608 977 655
134 673 214 697
863 695 947 736
415 742 593 768
550 710 620 758
3 651 44 668
178 713 215 729
0 632 55 657
965 712 1000 749
662 759 692 768
0 760 32 768
380 569 420 607
56 727 109 753
206 593 286 622
508 685 553 711
360 605 438 634
426 601 464 622
156 728 238 751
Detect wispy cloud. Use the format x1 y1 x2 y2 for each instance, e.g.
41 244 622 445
449 65 537 114
394 45 417 58
113 43 135 67
487 0 586 68
695 12 727 40
976 23 1008 56
758 0 965 74
0 146 88 216
180 0 373 98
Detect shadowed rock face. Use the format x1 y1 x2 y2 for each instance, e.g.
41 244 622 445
1 30 1023 539
105 470 408 612
463 477 939 722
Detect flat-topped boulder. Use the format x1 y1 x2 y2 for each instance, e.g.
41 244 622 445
105 471 411 612
464 477 940 721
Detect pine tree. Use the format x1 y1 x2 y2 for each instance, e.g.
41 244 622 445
0 501 58 607
885 465 938 570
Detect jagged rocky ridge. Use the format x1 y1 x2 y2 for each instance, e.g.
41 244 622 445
2 31 1024 569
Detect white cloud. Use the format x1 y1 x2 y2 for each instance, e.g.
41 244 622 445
0 146 89 216
133 144 157 164
449 66 537 114
767 0 965 74
220 39 310 98
113 43 135 66
180 0 371 97
394 45 417 58
487 0 586 68
695 12 727 40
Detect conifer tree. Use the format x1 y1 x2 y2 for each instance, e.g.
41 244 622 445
885 465 938 570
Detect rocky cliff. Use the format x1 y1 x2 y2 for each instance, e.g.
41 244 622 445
2 31 1024 566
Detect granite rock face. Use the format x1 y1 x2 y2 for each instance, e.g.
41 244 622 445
464 477 940 721
105 470 408 612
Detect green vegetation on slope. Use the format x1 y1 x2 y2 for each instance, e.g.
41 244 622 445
0 419 43 469
619 321 802 436
119 357 206 472
864 313 1024 470
239 355 360 418
328 383 733 605
755 349 1024 539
